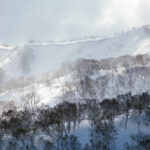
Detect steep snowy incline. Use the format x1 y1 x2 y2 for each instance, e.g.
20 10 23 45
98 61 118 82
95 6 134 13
1 25 150 79
0 26 150 115
0 45 15 62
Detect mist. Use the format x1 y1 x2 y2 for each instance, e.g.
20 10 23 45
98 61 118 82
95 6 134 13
0 0 150 44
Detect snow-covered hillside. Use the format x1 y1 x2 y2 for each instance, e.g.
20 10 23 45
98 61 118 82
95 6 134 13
1 26 150 150
0 45 15 62
1 25 150 79
0 25 150 110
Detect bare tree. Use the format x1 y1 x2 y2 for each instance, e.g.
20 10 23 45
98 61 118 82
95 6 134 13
22 90 40 111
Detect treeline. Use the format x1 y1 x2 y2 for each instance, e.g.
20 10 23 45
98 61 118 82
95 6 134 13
47 54 150 101
0 92 150 149
0 54 150 93
53 54 150 78
52 63 150 103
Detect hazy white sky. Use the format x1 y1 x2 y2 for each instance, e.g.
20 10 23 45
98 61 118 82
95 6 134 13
0 0 150 44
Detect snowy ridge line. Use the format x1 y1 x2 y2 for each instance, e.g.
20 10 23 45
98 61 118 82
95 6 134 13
0 45 14 50
25 35 120 46
23 25 150 46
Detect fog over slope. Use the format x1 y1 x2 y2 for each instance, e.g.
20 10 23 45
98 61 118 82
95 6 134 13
0 25 150 109
1 25 150 79
1 0 150 44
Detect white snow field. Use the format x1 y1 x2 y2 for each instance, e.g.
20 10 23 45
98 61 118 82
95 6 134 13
1 25 150 79
0 26 150 110
0 45 15 62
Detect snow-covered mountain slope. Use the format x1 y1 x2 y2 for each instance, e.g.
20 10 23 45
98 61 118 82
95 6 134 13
1 26 150 150
1 25 150 79
0 25 150 111
0 82 62 113
0 45 15 62
1 62 150 111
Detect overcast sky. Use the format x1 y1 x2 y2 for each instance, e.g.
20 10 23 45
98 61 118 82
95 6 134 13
0 0 150 44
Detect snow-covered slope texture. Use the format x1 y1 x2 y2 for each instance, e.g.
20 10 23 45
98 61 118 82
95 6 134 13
1 54 150 111
0 45 15 62
1 25 150 80
1 25 150 111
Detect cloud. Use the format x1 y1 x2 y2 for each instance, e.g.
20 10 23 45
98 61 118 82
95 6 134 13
0 0 149 44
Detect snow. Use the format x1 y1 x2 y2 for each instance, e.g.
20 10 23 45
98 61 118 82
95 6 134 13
1 26 150 111
74 120 90 145
0 45 15 62
0 26 150 149
134 39 150 55
0 82 63 110
1 26 150 79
